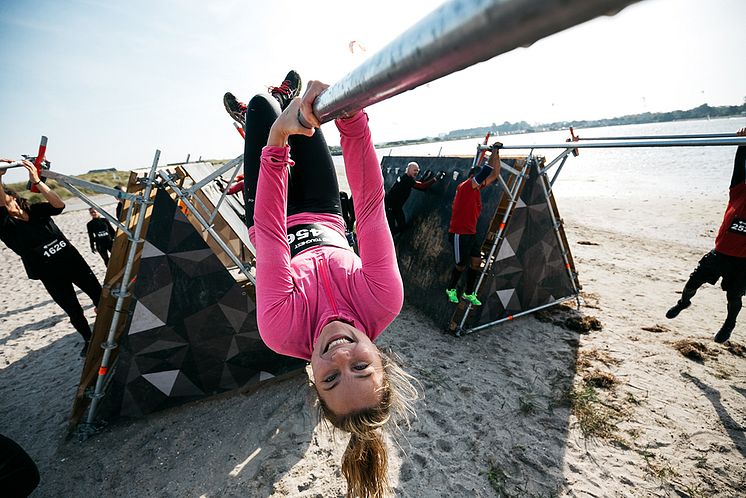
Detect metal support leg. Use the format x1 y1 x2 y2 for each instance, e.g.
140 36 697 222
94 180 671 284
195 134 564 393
82 150 161 431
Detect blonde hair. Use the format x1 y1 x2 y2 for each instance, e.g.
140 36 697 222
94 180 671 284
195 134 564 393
315 350 419 498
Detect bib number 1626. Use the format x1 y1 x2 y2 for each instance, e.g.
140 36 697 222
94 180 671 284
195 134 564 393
43 240 67 258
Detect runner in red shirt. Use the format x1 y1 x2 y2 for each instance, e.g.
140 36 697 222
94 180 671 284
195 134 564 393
666 127 746 343
446 145 501 305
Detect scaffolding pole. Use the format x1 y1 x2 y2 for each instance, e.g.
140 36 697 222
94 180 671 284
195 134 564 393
489 137 746 150
573 132 739 141
455 157 529 336
308 0 640 124
81 150 161 432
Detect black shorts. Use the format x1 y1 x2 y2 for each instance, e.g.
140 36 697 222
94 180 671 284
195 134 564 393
691 250 746 295
449 233 480 266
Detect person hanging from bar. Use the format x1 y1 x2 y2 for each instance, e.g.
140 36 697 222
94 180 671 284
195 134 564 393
86 207 115 265
384 161 444 236
242 72 418 498
445 146 502 306
0 159 102 357
666 127 746 343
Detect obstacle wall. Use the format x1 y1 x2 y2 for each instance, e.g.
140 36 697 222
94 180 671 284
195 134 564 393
381 155 579 334
73 167 303 425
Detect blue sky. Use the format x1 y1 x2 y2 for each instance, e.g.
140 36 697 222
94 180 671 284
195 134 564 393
1 0 744 180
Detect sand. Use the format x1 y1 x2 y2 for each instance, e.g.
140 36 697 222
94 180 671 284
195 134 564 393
1 191 744 498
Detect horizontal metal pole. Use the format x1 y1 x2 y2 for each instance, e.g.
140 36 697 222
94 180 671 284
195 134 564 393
44 171 139 202
0 162 26 170
313 0 640 122
497 137 746 149
576 132 738 141
463 296 573 335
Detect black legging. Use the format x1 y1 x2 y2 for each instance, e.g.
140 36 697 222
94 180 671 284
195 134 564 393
0 434 39 498
94 242 112 265
242 94 342 227
40 259 101 341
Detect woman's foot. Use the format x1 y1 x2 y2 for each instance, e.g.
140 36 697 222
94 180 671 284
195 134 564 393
269 70 302 110
223 92 247 126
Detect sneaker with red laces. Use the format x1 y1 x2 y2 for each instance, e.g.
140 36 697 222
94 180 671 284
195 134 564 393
223 92 247 126
269 70 302 111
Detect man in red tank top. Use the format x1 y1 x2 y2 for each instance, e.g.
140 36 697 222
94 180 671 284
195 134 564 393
445 145 502 306
666 127 746 343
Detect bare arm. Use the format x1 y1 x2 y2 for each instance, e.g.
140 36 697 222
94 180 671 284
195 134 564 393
22 160 64 209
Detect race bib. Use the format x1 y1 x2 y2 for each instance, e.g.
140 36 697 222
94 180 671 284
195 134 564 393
287 224 351 258
728 218 746 235
32 237 71 259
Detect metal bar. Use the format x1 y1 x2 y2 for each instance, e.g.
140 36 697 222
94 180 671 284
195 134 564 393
208 160 242 226
311 0 641 123
160 172 256 285
184 155 243 196
535 159 581 297
457 154 529 333
0 162 27 170
539 148 573 175
548 154 570 191
496 137 746 150
44 171 139 202
463 296 572 334
54 180 131 236
84 150 161 427
576 132 738 141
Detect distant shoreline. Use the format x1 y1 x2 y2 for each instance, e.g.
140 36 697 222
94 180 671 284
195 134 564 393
330 102 746 155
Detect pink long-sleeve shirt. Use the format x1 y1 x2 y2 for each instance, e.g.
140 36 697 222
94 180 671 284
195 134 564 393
249 111 403 361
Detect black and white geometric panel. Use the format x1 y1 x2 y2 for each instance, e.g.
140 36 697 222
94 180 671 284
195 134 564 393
100 189 302 420
473 160 578 325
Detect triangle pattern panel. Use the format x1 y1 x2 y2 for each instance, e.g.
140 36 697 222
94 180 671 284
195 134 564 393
99 189 304 420
141 241 166 259
473 159 578 327
137 283 173 324
128 301 167 335
142 369 179 396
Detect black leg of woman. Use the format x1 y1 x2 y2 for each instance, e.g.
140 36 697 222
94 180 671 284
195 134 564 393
41 278 93 341
243 92 343 223
70 263 103 310
286 126 342 217
243 94 282 228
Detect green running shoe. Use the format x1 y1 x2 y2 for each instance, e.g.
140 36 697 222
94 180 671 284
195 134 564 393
445 288 458 303
462 292 482 306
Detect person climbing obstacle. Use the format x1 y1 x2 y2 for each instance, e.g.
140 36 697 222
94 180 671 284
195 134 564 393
445 145 502 306
666 127 746 343
242 72 418 498
0 159 102 357
384 161 443 235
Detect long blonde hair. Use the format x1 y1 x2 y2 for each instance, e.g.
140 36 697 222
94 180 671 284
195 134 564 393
315 350 419 498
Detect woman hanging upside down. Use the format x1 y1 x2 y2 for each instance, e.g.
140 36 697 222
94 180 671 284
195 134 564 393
243 73 418 498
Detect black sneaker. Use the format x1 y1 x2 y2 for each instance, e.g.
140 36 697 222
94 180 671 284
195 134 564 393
269 70 302 111
223 92 247 126
714 321 735 343
665 300 690 319
80 340 90 358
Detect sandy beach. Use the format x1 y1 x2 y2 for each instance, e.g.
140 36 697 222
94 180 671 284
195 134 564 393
1 178 744 497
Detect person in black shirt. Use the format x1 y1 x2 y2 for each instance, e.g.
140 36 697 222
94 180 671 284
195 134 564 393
86 208 115 265
113 185 125 220
384 161 441 235
0 160 102 357
0 434 39 498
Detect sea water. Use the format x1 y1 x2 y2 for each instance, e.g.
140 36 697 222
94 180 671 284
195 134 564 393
335 116 746 248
